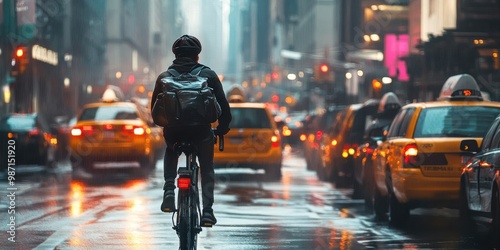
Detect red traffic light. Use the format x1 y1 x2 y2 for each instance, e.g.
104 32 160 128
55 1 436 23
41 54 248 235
15 47 26 58
127 75 135 84
319 64 329 73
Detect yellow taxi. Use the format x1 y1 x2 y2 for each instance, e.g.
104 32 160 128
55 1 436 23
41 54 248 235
213 102 283 180
372 74 500 225
69 90 163 172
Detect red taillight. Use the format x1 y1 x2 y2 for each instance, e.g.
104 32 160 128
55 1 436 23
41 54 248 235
122 125 145 135
271 135 280 148
71 126 94 137
271 131 281 148
365 147 374 155
28 128 40 136
343 143 358 156
315 130 323 141
403 143 419 168
178 177 191 189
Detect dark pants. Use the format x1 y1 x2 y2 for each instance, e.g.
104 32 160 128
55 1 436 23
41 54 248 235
163 125 215 209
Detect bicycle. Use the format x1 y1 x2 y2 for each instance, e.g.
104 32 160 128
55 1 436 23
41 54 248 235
171 131 224 250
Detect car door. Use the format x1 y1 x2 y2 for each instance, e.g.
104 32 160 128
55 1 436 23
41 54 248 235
375 108 407 192
478 120 500 212
466 117 500 211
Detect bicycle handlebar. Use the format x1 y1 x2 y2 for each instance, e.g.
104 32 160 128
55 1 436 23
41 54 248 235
218 134 224 152
213 128 224 152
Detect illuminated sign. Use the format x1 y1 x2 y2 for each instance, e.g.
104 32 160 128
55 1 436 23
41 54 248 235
32 45 58 65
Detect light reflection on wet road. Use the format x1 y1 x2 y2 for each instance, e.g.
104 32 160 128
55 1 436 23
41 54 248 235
0 149 496 249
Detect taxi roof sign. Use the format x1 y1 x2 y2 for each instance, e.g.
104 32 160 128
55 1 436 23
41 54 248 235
438 74 483 101
101 85 124 103
378 92 402 114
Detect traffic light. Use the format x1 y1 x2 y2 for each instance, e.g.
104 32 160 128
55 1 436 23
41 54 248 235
314 62 333 82
11 46 29 76
15 47 25 58
319 63 329 73
372 79 382 91
127 74 135 84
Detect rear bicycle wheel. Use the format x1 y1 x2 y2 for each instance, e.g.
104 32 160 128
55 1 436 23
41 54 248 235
178 189 192 250
189 191 200 250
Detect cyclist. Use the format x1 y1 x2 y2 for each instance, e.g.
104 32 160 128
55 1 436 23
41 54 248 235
151 34 232 226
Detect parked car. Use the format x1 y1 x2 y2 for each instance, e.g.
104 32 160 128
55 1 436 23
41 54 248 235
324 99 380 185
459 114 500 245
213 102 283 180
0 113 57 169
317 109 347 181
372 74 500 225
69 99 162 173
303 106 346 171
352 92 401 204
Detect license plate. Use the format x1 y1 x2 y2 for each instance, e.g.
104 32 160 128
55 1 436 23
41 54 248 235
229 138 243 144
103 131 114 139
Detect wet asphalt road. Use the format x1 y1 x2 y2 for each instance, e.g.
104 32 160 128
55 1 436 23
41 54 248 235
0 147 497 249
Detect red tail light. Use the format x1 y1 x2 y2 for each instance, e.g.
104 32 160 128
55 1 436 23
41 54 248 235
71 126 94 137
178 177 191 189
343 143 358 156
364 147 374 155
271 131 281 148
315 130 323 141
28 128 40 136
403 143 420 168
122 125 145 136
271 135 280 148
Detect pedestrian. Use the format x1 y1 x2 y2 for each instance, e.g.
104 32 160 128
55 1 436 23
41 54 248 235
150 34 232 226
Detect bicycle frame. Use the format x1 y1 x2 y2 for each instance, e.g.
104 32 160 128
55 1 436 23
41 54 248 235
172 144 201 250
171 134 224 250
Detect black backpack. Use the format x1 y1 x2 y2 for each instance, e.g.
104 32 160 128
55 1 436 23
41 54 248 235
152 66 221 127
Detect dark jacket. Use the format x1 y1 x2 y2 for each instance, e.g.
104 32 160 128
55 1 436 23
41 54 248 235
151 57 232 137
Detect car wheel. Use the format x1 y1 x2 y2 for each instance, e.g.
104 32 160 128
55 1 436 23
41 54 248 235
316 161 327 181
352 179 363 199
266 164 282 180
388 191 409 226
307 153 318 171
492 185 500 247
330 164 340 184
142 153 156 169
363 162 375 212
458 179 476 233
373 187 388 220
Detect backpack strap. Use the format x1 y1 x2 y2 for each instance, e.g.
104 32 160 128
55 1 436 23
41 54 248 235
167 66 207 77
167 68 180 77
190 66 207 76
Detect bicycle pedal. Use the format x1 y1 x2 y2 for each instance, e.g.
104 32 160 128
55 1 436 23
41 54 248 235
201 223 213 228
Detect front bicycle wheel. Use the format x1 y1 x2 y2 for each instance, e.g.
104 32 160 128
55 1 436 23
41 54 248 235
178 189 192 250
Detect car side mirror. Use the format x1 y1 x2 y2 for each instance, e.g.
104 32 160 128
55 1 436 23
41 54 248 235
460 139 479 152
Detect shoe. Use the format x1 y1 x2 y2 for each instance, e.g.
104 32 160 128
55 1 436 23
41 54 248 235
201 208 217 227
161 190 175 212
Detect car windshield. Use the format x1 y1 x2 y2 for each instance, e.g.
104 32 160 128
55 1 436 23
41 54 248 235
230 107 272 129
0 116 35 130
79 106 139 121
413 106 500 138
